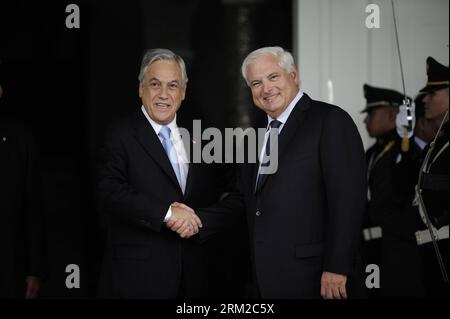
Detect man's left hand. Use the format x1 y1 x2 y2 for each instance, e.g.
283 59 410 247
25 276 41 299
320 271 347 299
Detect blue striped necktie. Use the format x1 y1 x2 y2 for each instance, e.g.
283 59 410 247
159 126 182 187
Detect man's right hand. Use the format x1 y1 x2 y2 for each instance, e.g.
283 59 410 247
25 276 41 299
166 202 202 238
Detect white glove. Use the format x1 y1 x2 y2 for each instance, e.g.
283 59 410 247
396 101 415 139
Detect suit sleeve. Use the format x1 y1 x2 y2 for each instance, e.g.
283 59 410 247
196 164 246 240
97 127 167 233
23 127 46 278
320 108 367 275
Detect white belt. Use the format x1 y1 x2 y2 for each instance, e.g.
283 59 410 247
415 225 449 246
363 226 383 241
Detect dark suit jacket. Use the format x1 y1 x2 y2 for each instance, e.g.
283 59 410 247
96 109 241 298
203 94 367 298
0 118 45 298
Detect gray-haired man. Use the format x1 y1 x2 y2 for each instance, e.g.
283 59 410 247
97 48 237 298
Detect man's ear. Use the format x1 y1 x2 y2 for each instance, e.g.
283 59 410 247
290 70 299 84
139 82 143 98
181 84 187 101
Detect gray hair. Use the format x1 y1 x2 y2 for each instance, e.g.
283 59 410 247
241 46 296 86
138 48 188 85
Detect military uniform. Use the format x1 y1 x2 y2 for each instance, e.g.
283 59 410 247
417 121 449 298
362 84 424 297
364 130 399 270
394 57 449 298
415 57 449 298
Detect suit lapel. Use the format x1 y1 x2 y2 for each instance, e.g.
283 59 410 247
183 134 195 199
251 127 264 193
255 94 312 194
251 163 259 195
131 110 182 192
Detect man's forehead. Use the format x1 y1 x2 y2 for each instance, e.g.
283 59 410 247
248 57 284 77
145 61 182 81
249 54 278 68
147 75 181 82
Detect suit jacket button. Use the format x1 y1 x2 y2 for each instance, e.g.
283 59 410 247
256 211 261 216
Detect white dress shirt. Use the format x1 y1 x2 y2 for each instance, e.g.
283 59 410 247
141 106 189 221
257 90 304 174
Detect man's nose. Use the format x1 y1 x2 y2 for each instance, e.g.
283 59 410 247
261 81 273 94
159 85 169 99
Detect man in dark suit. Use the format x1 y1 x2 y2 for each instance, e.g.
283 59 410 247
96 48 243 298
174 47 367 299
0 74 45 298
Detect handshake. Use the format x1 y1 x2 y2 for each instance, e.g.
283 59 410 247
166 202 203 239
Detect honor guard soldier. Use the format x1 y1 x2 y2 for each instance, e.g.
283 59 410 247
361 84 412 297
413 57 449 298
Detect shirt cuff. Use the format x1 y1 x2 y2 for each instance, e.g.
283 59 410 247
164 206 172 223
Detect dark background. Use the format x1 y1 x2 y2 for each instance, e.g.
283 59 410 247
0 0 292 298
